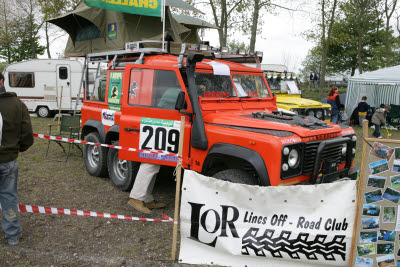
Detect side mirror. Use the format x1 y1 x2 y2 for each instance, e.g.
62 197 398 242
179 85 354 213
175 91 187 111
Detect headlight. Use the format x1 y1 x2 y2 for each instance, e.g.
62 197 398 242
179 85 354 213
283 147 290 155
352 148 356 154
352 135 357 142
342 144 347 155
316 110 323 119
308 110 315 117
288 149 300 168
290 109 299 114
282 163 289 171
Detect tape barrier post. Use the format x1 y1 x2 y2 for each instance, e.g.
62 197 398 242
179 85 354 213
171 116 186 261
349 119 369 264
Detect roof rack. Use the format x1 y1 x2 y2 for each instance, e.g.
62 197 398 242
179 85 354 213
87 40 168 62
86 40 263 68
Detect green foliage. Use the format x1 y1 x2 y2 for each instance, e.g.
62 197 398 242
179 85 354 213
302 0 400 77
228 40 250 51
0 17 45 63
38 0 79 20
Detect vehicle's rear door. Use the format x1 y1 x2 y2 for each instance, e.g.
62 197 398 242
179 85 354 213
119 64 192 167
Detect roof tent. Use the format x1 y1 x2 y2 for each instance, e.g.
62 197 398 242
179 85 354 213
345 65 400 118
49 0 215 56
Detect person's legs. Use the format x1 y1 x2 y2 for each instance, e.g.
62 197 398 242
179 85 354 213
359 116 366 126
373 124 381 137
331 114 338 124
0 160 21 244
129 163 160 202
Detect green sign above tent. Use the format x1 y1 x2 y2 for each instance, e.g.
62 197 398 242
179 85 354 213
83 0 162 17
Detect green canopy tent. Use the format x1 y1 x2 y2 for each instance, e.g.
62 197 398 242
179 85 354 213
49 0 214 56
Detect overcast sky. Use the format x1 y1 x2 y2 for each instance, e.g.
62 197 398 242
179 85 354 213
44 3 316 73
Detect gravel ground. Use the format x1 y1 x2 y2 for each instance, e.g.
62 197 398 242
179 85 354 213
0 117 179 266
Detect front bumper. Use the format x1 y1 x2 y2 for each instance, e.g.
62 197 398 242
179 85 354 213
310 137 352 184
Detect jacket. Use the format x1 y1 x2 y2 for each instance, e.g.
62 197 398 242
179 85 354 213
0 92 34 163
371 108 386 126
327 93 340 115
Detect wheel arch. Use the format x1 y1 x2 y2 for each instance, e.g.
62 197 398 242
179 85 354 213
82 119 106 143
105 125 119 144
202 143 270 186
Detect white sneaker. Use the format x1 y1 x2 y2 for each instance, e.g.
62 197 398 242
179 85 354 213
378 136 383 139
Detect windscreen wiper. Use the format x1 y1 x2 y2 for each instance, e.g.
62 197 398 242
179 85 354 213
217 95 237 102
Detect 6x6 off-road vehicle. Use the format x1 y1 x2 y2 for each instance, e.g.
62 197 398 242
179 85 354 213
80 41 356 190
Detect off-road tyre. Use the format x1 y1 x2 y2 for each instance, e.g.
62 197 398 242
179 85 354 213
37 106 50 118
107 141 140 191
83 132 109 177
213 169 259 185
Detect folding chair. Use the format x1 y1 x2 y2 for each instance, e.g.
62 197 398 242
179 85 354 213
46 115 82 161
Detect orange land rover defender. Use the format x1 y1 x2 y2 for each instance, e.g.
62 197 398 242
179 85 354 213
80 41 356 190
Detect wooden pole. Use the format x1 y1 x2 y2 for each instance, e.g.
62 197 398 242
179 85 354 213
171 116 186 261
57 86 63 132
349 119 369 265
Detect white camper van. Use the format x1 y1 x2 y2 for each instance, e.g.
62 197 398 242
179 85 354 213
3 59 97 117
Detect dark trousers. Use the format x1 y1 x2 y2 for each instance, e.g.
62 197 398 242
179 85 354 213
373 124 381 137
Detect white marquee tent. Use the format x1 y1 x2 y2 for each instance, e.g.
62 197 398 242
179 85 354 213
345 65 400 117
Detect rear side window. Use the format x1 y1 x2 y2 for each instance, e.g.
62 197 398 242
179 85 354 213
129 69 181 110
8 72 35 88
59 67 68 80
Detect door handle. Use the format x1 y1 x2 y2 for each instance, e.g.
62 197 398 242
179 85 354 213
67 82 70 86
124 127 140 132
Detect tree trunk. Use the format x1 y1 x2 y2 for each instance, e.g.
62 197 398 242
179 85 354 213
249 0 260 53
385 18 391 66
30 0 36 58
45 22 51 58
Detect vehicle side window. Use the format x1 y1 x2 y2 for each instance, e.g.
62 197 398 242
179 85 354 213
8 72 35 88
129 69 181 110
59 67 68 80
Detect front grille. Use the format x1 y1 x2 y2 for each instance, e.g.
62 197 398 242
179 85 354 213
303 141 343 174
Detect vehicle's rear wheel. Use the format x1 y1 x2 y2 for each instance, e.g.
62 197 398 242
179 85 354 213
83 132 108 177
37 106 50 118
108 141 140 191
213 169 259 185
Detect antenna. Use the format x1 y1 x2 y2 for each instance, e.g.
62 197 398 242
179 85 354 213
161 0 166 51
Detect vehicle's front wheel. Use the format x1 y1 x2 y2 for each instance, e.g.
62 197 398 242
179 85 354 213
83 132 109 177
37 106 50 118
107 141 140 191
213 169 259 185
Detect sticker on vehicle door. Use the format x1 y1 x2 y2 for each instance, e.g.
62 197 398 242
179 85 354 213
139 117 181 162
101 109 116 126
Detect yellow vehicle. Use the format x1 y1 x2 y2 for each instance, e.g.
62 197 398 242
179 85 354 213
265 71 332 122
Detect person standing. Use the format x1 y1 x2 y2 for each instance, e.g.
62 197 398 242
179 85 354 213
128 163 166 214
0 86 33 245
327 86 341 124
312 73 319 88
309 72 314 86
372 105 391 139
0 73 6 92
357 96 370 126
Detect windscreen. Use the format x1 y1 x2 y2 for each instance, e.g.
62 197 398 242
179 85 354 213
267 77 300 94
195 72 236 98
232 74 271 98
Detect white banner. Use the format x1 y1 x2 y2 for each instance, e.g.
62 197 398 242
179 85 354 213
179 171 357 267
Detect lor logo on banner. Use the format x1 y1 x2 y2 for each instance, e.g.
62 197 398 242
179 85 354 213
108 23 117 40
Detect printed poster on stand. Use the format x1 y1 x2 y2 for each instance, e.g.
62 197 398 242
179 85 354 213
179 170 357 267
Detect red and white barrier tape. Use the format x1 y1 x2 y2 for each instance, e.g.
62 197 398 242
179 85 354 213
33 133 180 158
0 204 175 223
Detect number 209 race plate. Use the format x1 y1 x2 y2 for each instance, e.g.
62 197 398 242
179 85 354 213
139 117 181 162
